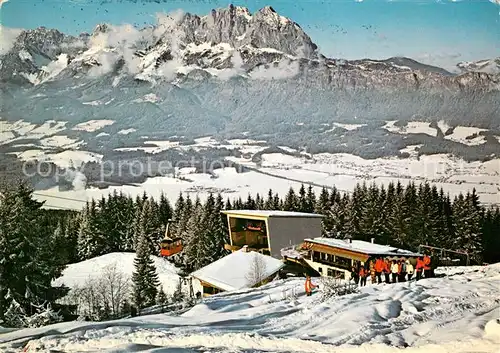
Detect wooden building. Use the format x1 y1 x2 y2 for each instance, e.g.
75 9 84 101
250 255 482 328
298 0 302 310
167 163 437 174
221 210 323 258
300 237 422 279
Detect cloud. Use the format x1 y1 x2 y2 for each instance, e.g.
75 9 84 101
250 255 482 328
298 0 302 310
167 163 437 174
87 23 144 75
0 25 23 55
215 51 246 80
249 59 300 80
414 51 463 71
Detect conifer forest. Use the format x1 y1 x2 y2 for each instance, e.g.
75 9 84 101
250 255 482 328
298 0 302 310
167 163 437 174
1 180 499 328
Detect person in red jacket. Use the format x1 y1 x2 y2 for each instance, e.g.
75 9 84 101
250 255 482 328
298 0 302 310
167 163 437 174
384 258 391 283
374 257 384 284
359 266 367 287
423 255 431 278
305 276 318 296
415 257 424 281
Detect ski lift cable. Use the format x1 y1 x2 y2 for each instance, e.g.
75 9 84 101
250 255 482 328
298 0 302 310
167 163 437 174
33 192 88 203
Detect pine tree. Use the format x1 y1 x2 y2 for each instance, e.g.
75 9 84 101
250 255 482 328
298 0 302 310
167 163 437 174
77 200 104 260
245 194 256 210
298 184 308 212
482 207 500 264
264 189 274 210
0 183 68 326
212 193 230 260
156 286 168 305
131 231 160 310
315 187 331 234
136 199 163 255
283 187 299 211
306 185 316 213
158 193 173 226
182 198 204 271
344 183 366 239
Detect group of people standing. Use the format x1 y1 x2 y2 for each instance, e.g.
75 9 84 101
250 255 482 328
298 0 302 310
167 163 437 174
351 255 434 286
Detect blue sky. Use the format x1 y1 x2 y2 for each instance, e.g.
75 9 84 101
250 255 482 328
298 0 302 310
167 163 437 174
1 0 499 70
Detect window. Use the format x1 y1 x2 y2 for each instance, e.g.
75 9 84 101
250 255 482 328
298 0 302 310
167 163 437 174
312 251 352 270
318 267 323 273
327 268 334 277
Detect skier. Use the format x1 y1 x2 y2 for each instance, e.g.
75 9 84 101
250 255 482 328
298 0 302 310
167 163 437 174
406 259 414 281
415 257 424 281
399 259 407 282
350 265 359 284
359 266 367 287
369 259 377 285
384 258 391 283
305 276 318 296
423 254 431 278
391 260 399 283
375 257 384 284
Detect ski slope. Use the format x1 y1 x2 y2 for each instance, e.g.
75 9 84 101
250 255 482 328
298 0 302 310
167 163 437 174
1 264 499 352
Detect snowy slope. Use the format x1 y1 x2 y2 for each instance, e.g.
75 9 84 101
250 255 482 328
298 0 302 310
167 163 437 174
52 252 181 295
1 264 499 352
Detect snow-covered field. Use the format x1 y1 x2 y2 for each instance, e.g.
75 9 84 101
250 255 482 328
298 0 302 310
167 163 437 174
383 121 437 137
33 147 499 210
1 264 499 352
444 126 488 146
52 252 181 296
2 118 499 207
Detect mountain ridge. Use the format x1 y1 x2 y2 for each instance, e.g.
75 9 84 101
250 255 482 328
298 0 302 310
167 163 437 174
0 5 499 137
1 5 497 86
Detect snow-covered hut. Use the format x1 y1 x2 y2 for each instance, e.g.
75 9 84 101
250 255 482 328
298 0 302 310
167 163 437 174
190 247 285 297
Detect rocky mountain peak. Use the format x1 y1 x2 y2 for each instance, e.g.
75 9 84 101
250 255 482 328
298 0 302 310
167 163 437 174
176 5 317 58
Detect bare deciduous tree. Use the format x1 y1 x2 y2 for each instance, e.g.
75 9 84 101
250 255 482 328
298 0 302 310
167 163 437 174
62 263 130 320
245 253 268 288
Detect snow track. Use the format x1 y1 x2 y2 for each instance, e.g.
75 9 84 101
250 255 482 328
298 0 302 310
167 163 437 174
1 265 499 352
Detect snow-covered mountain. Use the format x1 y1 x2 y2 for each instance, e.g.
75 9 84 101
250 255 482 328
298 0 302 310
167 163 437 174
1 5 499 142
457 57 500 75
1 5 497 88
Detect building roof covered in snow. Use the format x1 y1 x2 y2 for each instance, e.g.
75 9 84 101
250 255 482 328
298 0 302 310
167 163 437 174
303 237 422 257
190 248 285 292
221 210 324 218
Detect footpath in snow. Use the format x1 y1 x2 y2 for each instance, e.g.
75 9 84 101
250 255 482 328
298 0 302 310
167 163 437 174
0 264 499 352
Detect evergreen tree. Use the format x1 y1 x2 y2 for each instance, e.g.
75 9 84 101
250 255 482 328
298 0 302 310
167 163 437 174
272 193 281 210
255 193 265 210
315 187 331 234
182 198 205 271
137 199 163 255
482 207 500 264
158 193 173 227
156 286 168 305
264 189 274 210
212 193 230 260
225 198 233 210
77 200 104 260
298 184 308 212
131 231 160 310
306 185 316 213
0 183 68 326
245 194 256 210
344 183 366 239
283 187 299 211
